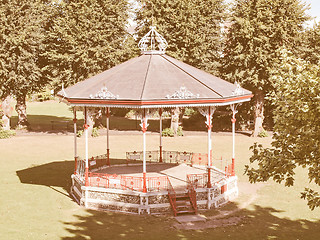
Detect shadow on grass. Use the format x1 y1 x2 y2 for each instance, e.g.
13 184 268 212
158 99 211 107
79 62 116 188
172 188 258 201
60 203 320 240
11 115 80 134
15 158 139 193
16 160 74 194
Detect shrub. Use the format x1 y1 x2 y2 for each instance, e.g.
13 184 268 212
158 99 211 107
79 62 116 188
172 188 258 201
184 108 195 117
77 130 83 138
0 129 16 139
91 127 99 137
258 129 269 138
177 126 184 136
162 128 174 137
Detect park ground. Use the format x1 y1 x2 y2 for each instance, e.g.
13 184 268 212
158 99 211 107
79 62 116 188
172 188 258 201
1 100 320 240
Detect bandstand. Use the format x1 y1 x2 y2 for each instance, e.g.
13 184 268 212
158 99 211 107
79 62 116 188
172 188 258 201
57 27 253 215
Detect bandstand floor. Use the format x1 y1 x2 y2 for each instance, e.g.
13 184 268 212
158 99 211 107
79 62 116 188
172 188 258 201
95 163 225 191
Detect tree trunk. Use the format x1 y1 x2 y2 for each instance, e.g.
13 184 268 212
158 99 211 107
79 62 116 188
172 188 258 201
252 90 265 137
1 96 14 130
15 94 29 128
86 108 95 136
170 107 180 135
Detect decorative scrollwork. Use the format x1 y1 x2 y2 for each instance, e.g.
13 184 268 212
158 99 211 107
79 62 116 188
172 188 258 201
90 86 119 99
232 82 245 96
166 87 200 99
138 26 168 53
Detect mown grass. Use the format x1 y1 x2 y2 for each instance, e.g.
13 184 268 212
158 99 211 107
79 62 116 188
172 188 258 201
1 100 320 240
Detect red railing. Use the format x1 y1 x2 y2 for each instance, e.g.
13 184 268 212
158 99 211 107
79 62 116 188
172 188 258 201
187 173 208 189
87 172 169 192
186 175 198 214
225 163 234 177
167 180 177 216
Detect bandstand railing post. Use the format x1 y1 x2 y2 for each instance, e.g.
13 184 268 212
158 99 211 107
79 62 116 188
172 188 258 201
159 108 163 163
73 108 78 175
84 107 89 187
106 107 110 166
140 109 149 193
230 104 239 177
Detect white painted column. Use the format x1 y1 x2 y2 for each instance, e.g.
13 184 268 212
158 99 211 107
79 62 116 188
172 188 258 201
106 107 110 166
84 107 89 208
84 107 89 186
159 108 163 162
230 104 238 176
140 109 149 193
199 106 215 188
73 108 78 175
206 107 214 188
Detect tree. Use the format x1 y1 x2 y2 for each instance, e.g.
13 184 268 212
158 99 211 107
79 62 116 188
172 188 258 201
221 0 310 136
0 0 54 127
44 0 138 91
136 0 226 76
245 49 320 210
301 22 320 65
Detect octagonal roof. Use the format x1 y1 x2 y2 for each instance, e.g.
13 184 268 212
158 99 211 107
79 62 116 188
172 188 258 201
57 27 253 109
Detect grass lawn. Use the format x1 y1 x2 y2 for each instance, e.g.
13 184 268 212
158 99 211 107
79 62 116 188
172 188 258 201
1 100 320 240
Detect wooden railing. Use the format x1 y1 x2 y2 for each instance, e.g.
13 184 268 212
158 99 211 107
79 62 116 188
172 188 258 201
167 180 177 216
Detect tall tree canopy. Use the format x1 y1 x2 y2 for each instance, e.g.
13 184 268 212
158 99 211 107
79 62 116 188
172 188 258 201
44 0 138 91
0 0 53 127
136 0 226 75
245 49 320 210
302 22 320 65
221 0 310 136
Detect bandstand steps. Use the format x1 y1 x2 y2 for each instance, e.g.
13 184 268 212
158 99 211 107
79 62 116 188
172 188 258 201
175 193 196 216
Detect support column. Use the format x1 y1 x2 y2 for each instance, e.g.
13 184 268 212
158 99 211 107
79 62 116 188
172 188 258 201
230 104 239 177
73 108 78 175
106 107 110 166
199 106 215 188
84 107 89 187
159 108 163 163
140 109 149 193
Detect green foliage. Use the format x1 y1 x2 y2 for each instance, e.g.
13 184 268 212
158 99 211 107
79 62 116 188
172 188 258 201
257 130 268 138
112 108 130 117
0 129 15 139
245 49 320 209
177 126 184 136
91 127 99 138
136 0 226 75
0 1 54 100
184 108 195 117
221 0 310 134
77 130 83 138
44 0 139 92
162 127 174 137
31 88 53 102
302 23 320 65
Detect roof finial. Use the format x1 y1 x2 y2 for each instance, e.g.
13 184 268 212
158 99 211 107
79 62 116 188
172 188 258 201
138 26 168 55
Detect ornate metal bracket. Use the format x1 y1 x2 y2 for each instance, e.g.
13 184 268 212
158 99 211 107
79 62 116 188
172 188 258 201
232 82 244 96
198 106 215 129
166 87 200 99
138 26 168 54
90 86 119 99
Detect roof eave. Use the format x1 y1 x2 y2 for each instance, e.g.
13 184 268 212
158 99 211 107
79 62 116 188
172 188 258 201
57 93 254 109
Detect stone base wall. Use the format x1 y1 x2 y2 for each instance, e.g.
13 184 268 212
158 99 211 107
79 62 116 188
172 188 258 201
70 174 238 215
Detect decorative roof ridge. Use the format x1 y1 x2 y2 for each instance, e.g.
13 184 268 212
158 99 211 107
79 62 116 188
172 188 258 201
138 26 168 55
